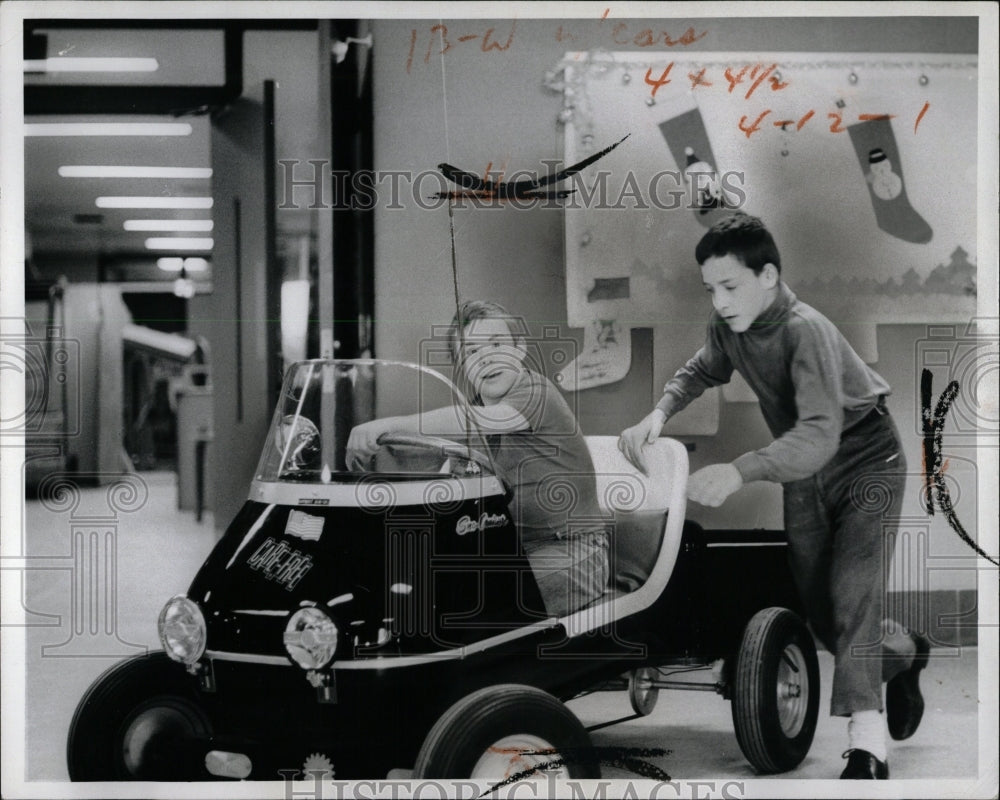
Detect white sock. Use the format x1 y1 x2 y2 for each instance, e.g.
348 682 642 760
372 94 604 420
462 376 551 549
848 710 888 761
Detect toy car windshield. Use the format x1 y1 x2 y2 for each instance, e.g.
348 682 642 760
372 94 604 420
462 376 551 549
254 359 498 483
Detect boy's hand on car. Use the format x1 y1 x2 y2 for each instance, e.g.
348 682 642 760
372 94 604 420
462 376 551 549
618 409 666 476
346 418 397 470
687 463 743 507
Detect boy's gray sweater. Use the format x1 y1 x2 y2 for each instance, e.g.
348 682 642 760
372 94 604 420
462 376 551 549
655 282 891 484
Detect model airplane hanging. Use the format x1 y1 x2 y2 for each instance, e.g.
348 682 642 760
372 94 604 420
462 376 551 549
434 133 630 201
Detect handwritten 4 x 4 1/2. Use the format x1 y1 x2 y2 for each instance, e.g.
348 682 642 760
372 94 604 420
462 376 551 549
67 359 821 782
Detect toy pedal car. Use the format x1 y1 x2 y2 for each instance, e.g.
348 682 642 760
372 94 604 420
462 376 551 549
67 359 819 782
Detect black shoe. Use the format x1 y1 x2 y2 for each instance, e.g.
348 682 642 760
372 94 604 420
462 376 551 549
887 633 931 740
840 749 889 779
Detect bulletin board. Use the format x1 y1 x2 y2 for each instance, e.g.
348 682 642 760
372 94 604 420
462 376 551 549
558 51 978 431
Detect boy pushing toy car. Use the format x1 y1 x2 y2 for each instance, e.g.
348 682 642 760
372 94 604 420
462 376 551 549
619 213 930 779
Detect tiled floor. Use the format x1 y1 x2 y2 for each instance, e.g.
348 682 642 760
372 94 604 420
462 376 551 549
13 471 985 786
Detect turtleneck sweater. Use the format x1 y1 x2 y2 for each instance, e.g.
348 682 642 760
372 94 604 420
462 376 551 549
655 281 891 484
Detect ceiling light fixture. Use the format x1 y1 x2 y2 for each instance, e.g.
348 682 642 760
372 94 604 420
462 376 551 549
24 57 159 73
182 257 209 272
26 122 193 137
145 237 213 250
125 219 213 232
97 196 213 209
60 166 212 179
157 257 210 272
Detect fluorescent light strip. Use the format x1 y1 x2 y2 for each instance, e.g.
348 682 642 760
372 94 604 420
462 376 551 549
145 237 213 250
60 166 212 179
24 57 159 72
125 219 213 232
157 257 208 272
26 123 192 137
97 197 212 209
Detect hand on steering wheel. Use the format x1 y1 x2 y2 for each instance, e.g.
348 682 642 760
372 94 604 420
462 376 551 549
345 419 394 471
347 430 495 476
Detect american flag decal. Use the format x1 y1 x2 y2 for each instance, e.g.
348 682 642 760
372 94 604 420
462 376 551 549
285 510 324 541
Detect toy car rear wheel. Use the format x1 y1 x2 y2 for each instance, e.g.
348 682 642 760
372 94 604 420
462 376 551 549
67 651 213 780
730 607 819 774
413 684 599 780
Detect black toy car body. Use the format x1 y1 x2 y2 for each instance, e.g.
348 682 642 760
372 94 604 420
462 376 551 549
67 359 818 782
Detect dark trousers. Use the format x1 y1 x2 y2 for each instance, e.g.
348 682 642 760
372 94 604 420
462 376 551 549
783 409 913 717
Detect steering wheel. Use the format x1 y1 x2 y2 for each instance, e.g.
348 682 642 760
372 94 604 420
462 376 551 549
372 433 496 477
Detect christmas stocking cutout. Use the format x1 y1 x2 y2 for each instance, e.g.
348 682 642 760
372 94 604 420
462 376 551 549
555 318 631 391
658 96 731 226
847 117 932 244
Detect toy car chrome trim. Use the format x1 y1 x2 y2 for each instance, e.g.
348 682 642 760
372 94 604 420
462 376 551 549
204 649 291 666
332 617 562 670
705 541 787 548
231 608 290 616
248 476 506 507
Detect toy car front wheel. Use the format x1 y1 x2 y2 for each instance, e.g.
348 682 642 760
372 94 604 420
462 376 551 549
730 607 820 774
67 652 213 780
413 684 599 780
628 667 660 716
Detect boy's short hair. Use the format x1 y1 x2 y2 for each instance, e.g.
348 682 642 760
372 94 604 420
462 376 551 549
694 212 782 275
446 299 522 361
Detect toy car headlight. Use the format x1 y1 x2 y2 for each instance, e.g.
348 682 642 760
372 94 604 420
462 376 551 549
284 607 339 669
158 595 207 665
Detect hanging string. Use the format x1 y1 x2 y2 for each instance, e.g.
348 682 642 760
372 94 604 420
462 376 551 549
448 202 461 323
437 18 462 327
437 19 476 447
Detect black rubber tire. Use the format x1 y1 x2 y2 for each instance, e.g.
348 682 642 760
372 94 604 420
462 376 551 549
67 651 212 781
730 607 820 774
413 684 600 780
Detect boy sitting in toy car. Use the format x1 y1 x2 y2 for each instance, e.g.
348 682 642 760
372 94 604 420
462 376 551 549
347 300 609 617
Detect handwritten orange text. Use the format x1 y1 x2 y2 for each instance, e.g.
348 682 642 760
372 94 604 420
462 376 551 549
609 23 708 48
737 104 930 139
406 20 517 73
404 17 707 73
644 62 789 99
